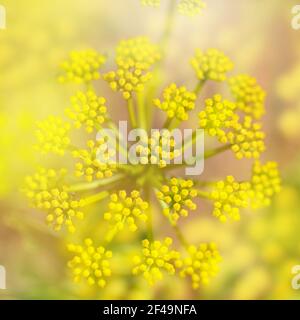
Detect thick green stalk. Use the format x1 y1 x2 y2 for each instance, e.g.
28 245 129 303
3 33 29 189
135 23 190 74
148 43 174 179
69 174 125 192
83 191 109 206
127 98 137 128
193 79 206 96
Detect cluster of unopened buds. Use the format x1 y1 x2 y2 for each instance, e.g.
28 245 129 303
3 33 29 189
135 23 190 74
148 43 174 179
23 0 281 291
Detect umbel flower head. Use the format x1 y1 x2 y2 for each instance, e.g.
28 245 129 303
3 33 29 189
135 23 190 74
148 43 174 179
249 161 281 209
35 116 71 156
132 238 180 285
157 178 197 224
58 49 106 84
24 0 281 294
66 90 108 133
198 94 238 143
67 238 112 287
104 37 161 100
104 190 149 235
176 243 221 288
227 116 266 159
23 168 85 233
229 74 266 119
191 48 233 82
72 139 117 182
154 83 196 121
130 130 182 167
104 69 152 100
209 176 250 222
116 37 161 70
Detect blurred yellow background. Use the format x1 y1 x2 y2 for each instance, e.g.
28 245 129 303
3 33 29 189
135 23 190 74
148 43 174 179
0 0 300 299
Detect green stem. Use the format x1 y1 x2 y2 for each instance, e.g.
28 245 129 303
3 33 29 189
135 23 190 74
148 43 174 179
127 98 137 128
83 191 109 206
193 79 206 96
136 92 147 130
162 143 231 172
163 117 180 130
145 186 153 241
69 174 125 192
197 190 210 198
156 195 189 249
160 0 177 56
204 144 231 159
173 224 189 249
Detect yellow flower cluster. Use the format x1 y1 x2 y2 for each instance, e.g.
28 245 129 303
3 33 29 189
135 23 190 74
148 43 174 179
67 238 112 288
177 243 221 288
227 116 266 159
209 176 250 222
72 139 117 182
229 75 266 119
104 37 160 100
66 90 108 133
58 50 106 84
177 0 206 17
24 168 84 233
156 178 197 224
154 83 196 121
35 116 71 155
198 94 238 143
131 131 181 167
116 37 161 71
249 161 281 208
132 238 180 285
141 0 160 7
104 69 152 100
191 49 233 82
104 190 149 233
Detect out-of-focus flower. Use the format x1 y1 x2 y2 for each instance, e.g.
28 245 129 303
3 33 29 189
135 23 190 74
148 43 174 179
140 0 161 7
139 0 206 16
156 178 197 224
67 238 112 287
66 90 108 133
104 37 161 100
177 0 206 17
23 168 85 233
191 49 233 82
132 238 180 285
154 83 196 121
58 50 106 84
227 116 266 159
176 243 221 288
35 116 71 156
116 37 161 71
229 75 266 119
249 161 281 209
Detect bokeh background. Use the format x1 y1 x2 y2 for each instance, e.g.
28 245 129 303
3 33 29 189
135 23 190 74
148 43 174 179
1 0 300 299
